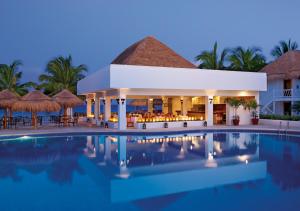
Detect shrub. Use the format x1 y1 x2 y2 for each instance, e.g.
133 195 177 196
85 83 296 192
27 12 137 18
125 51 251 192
260 114 300 121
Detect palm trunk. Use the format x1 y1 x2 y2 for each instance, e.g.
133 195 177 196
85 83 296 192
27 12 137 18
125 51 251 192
9 108 12 126
63 106 67 127
3 109 7 129
32 112 37 129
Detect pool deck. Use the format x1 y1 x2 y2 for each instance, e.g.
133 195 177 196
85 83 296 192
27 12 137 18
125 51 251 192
0 124 299 137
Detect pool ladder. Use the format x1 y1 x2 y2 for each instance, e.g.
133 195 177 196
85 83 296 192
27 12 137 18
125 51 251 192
278 121 290 136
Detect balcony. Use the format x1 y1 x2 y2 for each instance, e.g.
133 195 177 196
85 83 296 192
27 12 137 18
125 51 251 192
273 89 300 100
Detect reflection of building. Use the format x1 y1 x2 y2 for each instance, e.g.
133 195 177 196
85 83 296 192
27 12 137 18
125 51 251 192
78 36 266 129
82 134 266 202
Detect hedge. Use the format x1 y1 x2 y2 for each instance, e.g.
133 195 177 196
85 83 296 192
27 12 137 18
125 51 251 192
260 114 300 121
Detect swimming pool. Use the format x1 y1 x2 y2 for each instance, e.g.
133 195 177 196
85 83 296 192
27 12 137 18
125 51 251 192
0 132 300 210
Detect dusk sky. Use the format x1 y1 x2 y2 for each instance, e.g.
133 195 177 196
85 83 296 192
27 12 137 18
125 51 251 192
1 0 300 82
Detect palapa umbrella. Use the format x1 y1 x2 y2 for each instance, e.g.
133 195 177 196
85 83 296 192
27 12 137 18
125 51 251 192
53 89 83 126
0 89 20 129
12 90 61 128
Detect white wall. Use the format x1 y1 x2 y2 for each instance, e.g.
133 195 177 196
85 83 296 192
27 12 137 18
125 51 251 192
109 64 267 91
260 79 282 106
227 105 251 125
77 66 110 94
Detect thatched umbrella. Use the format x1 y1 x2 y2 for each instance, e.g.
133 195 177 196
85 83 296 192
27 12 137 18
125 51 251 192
0 89 20 129
53 89 83 126
12 90 61 128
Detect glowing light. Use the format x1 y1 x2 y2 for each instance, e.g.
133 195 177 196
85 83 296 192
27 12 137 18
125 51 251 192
20 136 31 140
245 160 248 164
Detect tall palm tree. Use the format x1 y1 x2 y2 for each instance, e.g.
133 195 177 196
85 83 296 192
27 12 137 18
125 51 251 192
195 42 228 70
271 39 298 58
228 47 266 72
0 60 34 95
39 55 87 95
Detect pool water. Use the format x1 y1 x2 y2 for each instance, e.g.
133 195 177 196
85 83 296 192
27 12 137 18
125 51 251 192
0 132 300 211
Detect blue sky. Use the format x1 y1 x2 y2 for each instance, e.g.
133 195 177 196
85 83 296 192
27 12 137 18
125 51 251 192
1 0 300 82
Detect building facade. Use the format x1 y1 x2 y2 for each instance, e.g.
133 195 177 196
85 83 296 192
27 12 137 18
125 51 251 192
260 51 300 116
78 36 267 130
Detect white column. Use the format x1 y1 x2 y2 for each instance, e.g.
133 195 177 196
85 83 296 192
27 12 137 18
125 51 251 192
104 136 111 161
205 96 214 126
148 98 153 113
117 96 127 130
104 97 111 122
255 92 260 117
118 136 127 165
86 98 92 117
94 94 100 120
205 133 214 159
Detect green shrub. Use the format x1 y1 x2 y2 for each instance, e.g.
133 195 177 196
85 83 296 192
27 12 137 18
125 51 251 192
260 114 300 121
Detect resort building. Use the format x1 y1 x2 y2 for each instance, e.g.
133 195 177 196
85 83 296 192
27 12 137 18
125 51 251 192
260 51 300 115
78 36 266 130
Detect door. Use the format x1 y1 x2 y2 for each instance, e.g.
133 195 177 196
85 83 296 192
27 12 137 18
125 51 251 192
283 102 291 116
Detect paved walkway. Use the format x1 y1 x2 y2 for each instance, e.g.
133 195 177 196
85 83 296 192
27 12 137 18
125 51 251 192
0 124 299 137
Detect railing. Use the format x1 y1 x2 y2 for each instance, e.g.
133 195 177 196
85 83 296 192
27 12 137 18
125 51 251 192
273 89 300 99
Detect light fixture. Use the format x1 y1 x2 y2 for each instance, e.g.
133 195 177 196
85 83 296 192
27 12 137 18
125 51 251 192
209 98 213 104
121 98 126 105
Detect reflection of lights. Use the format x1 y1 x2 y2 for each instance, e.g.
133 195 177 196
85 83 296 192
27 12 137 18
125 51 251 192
213 142 223 153
120 160 126 167
136 135 204 144
205 159 217 168
237 155 250 162
213 152 216 156
208 152 214 160
176 147 185 159
190 145 193 150
115 167 130 179
142 153 146 157
20 135 31 140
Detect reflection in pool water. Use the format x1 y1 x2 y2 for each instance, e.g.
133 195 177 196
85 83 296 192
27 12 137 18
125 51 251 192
0 133 300 210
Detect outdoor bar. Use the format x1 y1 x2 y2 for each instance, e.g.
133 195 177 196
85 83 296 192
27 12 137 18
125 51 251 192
77 36 267 130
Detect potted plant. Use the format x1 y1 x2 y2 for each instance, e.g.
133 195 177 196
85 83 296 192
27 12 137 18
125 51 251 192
225 98 242 126
243 99 259 125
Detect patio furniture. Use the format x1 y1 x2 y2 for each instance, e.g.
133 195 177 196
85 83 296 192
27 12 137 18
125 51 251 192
12 90 61 129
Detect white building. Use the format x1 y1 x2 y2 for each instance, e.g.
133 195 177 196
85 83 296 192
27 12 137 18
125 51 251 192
260 51 300 115
78 36 267 130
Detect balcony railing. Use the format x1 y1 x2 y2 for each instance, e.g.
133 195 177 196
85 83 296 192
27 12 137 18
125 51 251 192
273 89 300 99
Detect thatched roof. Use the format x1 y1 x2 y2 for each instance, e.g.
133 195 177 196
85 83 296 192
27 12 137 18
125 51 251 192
12 90 61 112
0 89 19 108
111 36 196 69
53 89 83 108
261 51 300 80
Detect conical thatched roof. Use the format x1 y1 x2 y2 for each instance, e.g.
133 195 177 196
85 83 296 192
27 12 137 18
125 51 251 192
111 36 196 69
260 51 300 80
0 89 20 108
53 89 83 108
12 90 61 112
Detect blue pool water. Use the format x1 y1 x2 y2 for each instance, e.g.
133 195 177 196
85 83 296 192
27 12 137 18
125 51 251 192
0 132 300 211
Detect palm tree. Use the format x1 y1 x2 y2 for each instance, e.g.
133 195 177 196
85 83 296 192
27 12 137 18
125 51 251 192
39 55 87 95
0 60 35 95
271 39 298 58
195 42 228 70
228 47 266 72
